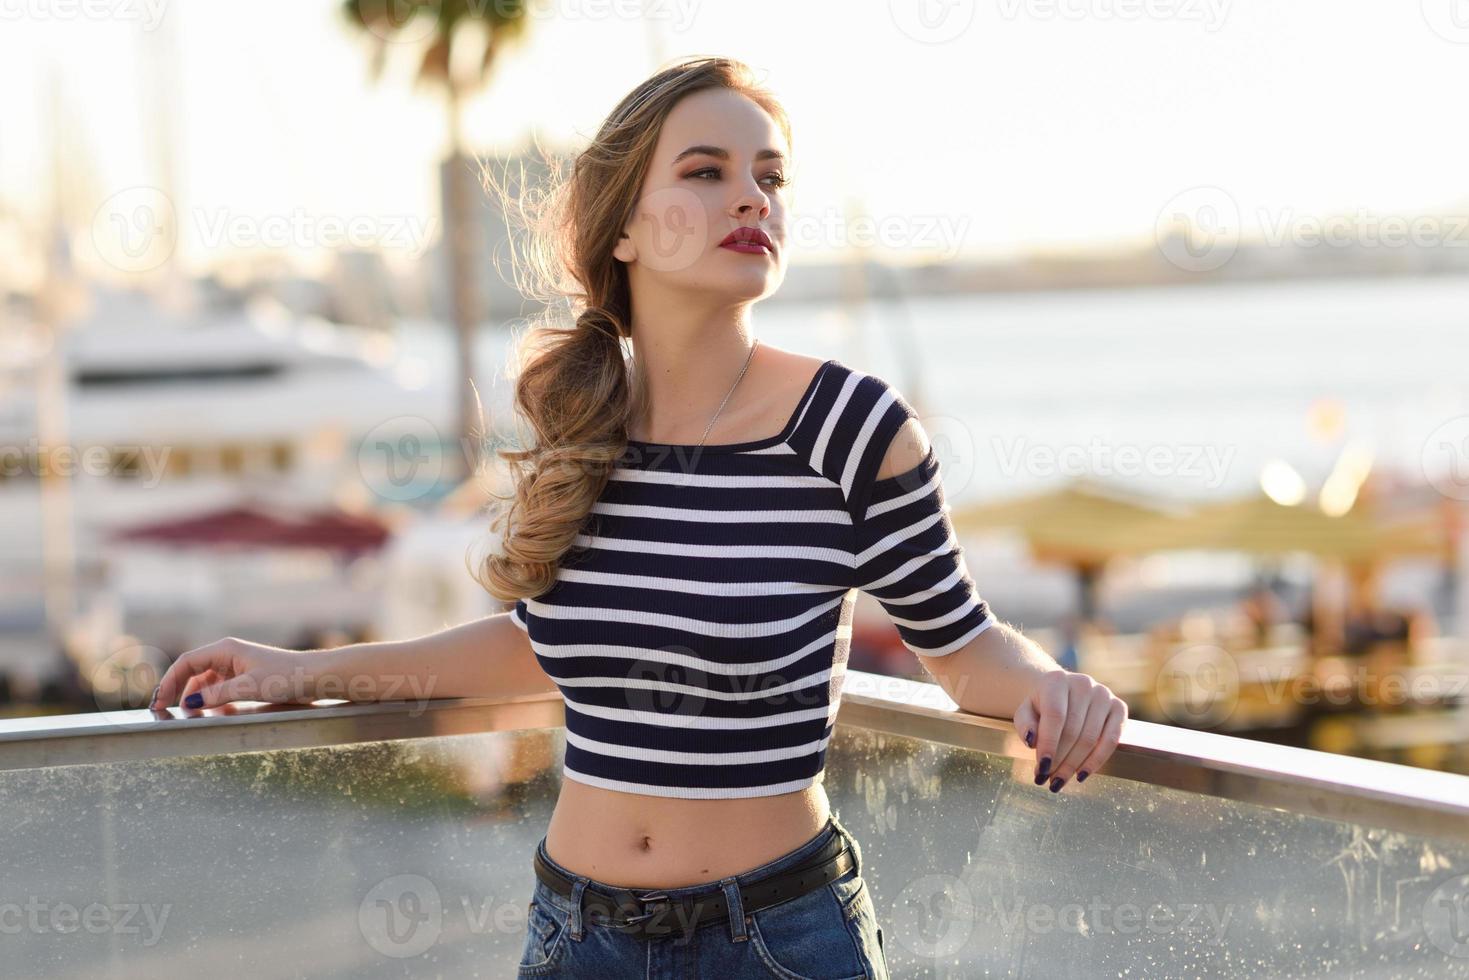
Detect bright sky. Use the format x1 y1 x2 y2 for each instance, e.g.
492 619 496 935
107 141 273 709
3 0 1469 278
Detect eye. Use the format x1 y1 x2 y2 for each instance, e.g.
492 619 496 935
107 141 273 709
686 167 790 189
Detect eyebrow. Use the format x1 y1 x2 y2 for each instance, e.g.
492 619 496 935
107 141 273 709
672 145 787 165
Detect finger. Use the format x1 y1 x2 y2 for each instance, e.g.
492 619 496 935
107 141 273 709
1070 700 1128 785
1013 699 1040 750
1032 675 1070 784
1048 686 1113 788
1048 676 1095 778
193 670 265 709
180 669 223 709
153 642 238 708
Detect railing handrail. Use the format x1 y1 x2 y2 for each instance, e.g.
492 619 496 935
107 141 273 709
2 670 1466 843
837 671 1469 844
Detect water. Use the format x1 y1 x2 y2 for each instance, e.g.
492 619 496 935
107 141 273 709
396 275 1469 508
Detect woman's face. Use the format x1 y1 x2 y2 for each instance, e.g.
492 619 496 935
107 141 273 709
613 87 791 303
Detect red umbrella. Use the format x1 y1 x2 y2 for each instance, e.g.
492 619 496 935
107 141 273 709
109 503 390 553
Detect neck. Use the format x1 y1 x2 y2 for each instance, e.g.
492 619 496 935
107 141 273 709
627 300 760 443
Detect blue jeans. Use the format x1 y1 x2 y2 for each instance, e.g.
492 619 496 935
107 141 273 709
517 812 890 978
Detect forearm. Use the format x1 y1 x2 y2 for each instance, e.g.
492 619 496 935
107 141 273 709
313 611 555 702
918 618 1064 720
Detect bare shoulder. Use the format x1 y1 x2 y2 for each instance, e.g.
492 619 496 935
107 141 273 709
760 347 828 390
876 416 930 480
748 347 830 426
764 348 931 481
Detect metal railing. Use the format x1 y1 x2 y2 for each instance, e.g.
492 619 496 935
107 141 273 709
4 671 1465 844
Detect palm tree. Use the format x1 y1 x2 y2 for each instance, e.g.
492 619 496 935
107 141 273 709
342 0 531 484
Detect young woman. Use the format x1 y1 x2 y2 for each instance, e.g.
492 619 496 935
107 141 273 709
151 56 1127 979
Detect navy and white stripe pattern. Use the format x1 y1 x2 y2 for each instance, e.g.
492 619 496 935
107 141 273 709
510 358 995 798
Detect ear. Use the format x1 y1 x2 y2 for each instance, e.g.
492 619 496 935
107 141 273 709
612 231 636 264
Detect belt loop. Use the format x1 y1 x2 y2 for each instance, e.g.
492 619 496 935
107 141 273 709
569 879 588 941
838 818 861 876
720 877 748 942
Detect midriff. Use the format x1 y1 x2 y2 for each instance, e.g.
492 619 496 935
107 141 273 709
543 777 831 888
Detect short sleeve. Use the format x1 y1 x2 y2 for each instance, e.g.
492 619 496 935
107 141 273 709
510 598 529 632
850 437 996 658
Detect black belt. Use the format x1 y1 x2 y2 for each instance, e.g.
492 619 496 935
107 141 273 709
532 827 854 941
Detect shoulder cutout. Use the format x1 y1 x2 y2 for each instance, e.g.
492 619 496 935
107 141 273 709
784 361 925 513
875 416 931 481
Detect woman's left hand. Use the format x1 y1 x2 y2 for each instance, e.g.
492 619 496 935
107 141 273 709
1013 668 1128 793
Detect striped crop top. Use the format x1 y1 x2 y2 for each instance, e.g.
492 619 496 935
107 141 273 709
509 357 996 799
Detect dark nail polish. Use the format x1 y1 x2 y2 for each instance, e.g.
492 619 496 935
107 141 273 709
1037 756 1051 779
1076 770 1088 782
1033 770 1046 785
1024 729 1035 748
149 684 160 709
1049 777 1065 793
184 692 204 709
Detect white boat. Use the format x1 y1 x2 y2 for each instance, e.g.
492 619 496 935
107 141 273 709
0 284 461 696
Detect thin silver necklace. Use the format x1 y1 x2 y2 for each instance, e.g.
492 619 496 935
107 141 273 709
698 337 760 447
635 338 760 447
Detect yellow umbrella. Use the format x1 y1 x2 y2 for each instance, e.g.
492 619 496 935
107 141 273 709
951 477 1189 563
1125 494 1449 562
950 479 1190 617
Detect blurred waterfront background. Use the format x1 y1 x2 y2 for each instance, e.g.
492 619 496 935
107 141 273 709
2 1 1468 777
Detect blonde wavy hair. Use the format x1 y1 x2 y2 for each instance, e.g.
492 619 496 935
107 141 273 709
470 56 793 604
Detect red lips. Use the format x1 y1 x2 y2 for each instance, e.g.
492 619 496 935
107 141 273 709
719 226 774 252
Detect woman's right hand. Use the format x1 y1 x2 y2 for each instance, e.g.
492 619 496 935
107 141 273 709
150 637 323 711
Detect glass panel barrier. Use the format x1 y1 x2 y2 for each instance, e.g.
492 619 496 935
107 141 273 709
0 673 1465 978
0 729 563 978
825 725 1469 978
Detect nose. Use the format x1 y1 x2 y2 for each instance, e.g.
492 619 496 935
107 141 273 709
729 182 770 220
